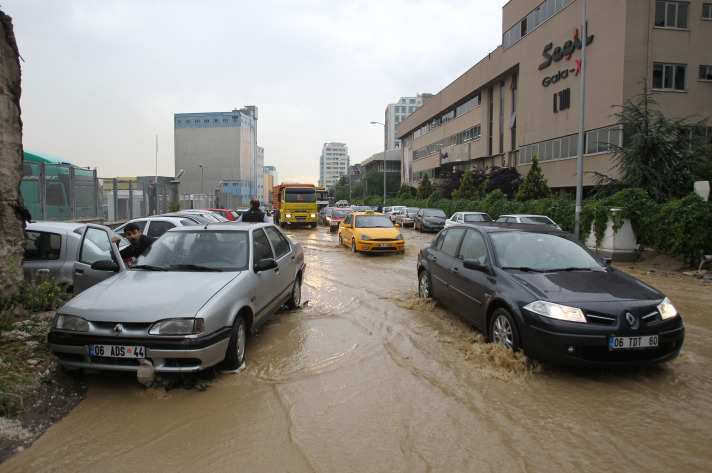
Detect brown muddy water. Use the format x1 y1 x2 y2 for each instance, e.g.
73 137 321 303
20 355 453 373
2 226 711 472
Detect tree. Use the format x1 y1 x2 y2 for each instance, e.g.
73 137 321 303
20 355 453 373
395 183 413 199
516 157 552 201
590 81 710 202
486 166 522 200
364 170 400 199
332 175 350 201
452 170 484 200
416 173 433 200
440 169 463 199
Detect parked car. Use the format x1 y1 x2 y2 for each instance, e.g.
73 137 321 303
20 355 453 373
328 207 354 232
23 221 129 294
445 211 493 227
495 214 561 230
115 214 204 240
174 209 229 222
47 222 305 379
414 208 448 233
204 208 239 221
394 207 420 227
386 206 406 222
318 206 334 226
416 224 685 367
338 210 404 253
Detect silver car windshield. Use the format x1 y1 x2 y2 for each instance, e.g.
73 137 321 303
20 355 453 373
135 231 249 271
491 232 603 271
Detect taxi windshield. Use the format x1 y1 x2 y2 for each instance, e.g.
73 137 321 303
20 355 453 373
355 215 393 228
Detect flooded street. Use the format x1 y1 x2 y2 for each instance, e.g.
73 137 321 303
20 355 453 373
2 226 711 472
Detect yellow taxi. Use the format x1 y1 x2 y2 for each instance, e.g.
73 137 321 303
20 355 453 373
338 210 405 253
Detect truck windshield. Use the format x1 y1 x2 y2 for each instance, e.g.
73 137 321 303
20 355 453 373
285 189 316 203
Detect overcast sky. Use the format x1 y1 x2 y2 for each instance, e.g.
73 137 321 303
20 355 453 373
5 0 504 183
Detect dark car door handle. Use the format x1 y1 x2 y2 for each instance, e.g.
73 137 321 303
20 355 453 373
430 256 437 262
75 269 84 275
449 267 459 274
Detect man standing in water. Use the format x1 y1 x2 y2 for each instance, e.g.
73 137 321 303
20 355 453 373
237 198 270 223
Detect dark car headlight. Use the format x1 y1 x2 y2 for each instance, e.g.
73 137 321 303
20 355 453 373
149 318 205 336
658 297 678 320
524 301 586 323
359 234 372 241
54 314 89 332
394 234 404 241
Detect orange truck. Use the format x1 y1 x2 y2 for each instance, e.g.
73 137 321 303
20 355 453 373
272 183 318 228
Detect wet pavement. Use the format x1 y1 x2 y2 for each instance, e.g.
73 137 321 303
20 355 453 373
2 225 711 472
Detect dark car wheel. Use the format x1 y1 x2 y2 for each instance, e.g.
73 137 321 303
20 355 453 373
219 315 246 371
351 239 357 253
339 233 343 244
489 308 520 351
286 277 301 309
418 271 432 298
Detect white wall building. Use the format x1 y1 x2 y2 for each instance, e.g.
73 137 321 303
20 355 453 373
319 142 350 189
381 94 432 151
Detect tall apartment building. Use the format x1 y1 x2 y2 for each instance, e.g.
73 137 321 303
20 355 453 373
174 106 259 197
381 94 432 151
397 0 712 194
319 142 350 189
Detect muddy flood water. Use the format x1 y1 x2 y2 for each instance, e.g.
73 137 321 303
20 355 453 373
2 226 711 472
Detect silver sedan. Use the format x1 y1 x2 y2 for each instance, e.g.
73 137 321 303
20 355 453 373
47 222 305 381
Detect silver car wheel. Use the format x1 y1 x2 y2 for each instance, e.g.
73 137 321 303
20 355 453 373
287 277 301 309
490 309 519 351
219 315 246 371
418 271 431 298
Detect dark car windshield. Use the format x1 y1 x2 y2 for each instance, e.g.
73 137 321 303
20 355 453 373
424 209 447 217
355 215 394 228
332 209 353 218
491 231 603 271
136 230 249 271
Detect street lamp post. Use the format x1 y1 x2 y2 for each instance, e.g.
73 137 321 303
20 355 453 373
370 121 387 206
198 163 204 195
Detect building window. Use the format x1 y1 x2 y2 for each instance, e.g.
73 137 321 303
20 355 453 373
704 3 712 19
655 1 689 28
700 65 712 81
653 63 686 90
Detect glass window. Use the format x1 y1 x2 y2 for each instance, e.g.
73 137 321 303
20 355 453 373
252 228 274 266
25 231 61 260
699 65 712 81
440 228 466 258
458 230 488 263
655 1 689 28
704 3 712 19
145 221 176 238
80 227 113 265
265 226 291 259
653 63 686 90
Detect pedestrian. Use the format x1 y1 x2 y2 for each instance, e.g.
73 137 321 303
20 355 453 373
111 222 157 262
237 198 270 223
377 205 383 213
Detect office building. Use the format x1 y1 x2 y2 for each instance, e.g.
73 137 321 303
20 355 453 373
319 142 350 189
381 94 432 151
174 106 259 197
397 0 712 195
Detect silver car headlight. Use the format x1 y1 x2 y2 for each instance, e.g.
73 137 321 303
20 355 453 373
149 318 205 336
359 234 372 241
394 234 404 241
524 301 586 323
54 314 89 332
657 297 678 320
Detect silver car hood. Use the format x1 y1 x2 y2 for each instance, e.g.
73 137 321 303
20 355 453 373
60 270 240 321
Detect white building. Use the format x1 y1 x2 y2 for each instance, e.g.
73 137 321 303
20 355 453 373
319 142 350 189
381 94 432 151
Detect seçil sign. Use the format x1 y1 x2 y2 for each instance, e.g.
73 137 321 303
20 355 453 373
539 27 593 87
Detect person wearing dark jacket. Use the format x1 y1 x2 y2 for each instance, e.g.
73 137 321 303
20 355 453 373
111 222 157 259
237 198 269 223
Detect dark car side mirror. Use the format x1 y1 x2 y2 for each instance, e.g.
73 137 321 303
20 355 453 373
601 257 612 267
91 260 120 272
463 258 491 275
254 258 278 273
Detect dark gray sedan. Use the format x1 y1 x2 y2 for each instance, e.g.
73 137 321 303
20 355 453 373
414 208 447 233
48 222 305 381
417 224 685 368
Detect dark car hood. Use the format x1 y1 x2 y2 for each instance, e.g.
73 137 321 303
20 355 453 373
511 269 664 304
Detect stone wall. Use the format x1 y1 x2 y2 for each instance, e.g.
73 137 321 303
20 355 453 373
0 10 25 298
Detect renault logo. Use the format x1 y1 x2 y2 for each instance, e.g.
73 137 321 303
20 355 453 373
625 313 635 326
113 323 124 335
